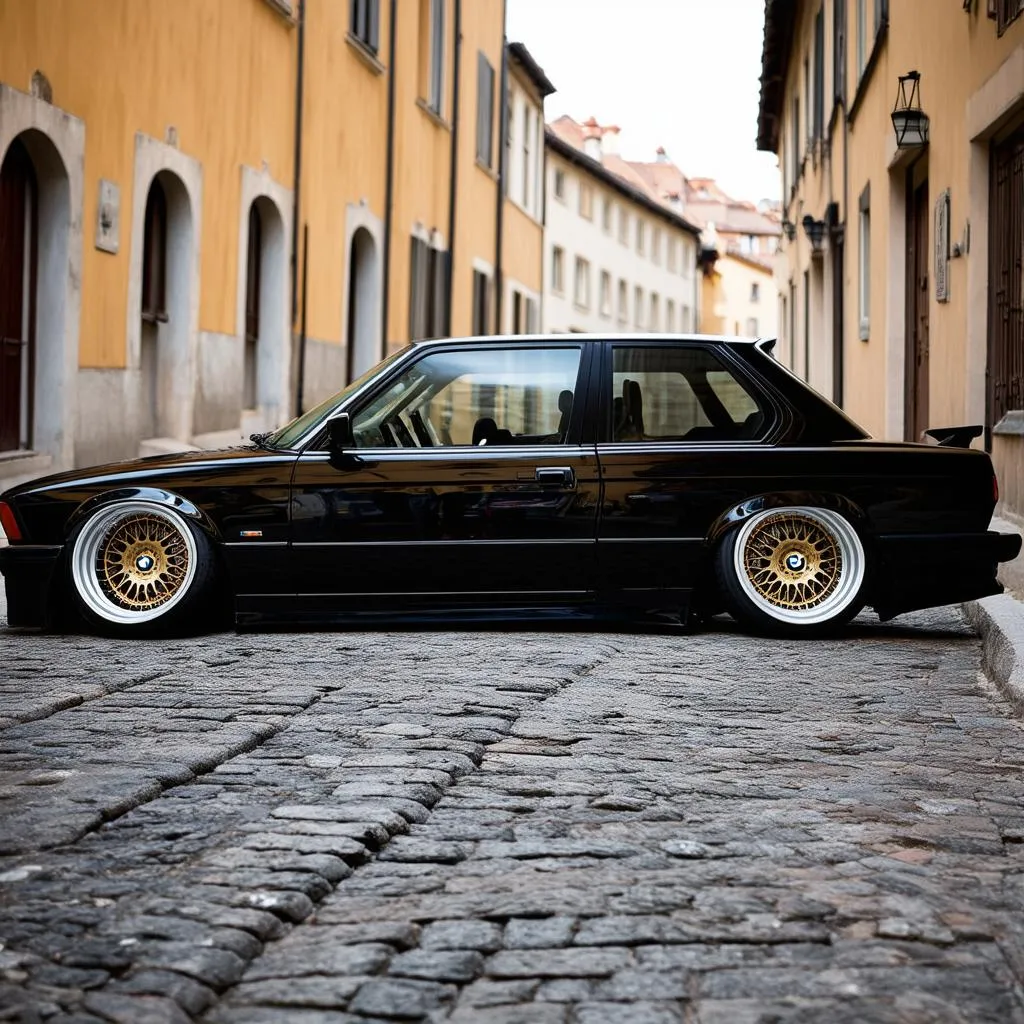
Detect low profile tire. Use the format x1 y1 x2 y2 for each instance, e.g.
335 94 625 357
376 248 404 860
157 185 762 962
715 506 866 637
69 501 217 635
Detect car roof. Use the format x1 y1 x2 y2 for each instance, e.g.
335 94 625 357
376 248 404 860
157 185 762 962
410 333 768 348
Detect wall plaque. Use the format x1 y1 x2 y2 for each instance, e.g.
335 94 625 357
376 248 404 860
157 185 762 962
95 179 120 254
935 189 950 303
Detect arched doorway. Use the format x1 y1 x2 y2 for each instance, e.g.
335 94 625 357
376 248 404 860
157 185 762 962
139 169 193 441
346 227 379 382
0 127 72 465
241 195 287 426
0 138 36 453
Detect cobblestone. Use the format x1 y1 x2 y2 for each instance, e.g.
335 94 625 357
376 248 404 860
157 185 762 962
1 610 1024 1022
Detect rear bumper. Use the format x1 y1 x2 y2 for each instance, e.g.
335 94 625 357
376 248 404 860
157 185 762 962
873 530 1022 620
0 544 62 628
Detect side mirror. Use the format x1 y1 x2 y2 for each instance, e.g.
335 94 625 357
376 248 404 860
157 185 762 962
328 413 355 455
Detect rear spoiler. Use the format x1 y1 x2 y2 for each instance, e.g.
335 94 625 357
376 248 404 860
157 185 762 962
922 425 983 448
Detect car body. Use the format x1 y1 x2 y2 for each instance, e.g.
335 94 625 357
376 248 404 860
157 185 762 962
0 334 1019 636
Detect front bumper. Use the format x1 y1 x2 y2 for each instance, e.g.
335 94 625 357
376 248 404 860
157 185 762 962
873 530 1022 620
0 544 63 628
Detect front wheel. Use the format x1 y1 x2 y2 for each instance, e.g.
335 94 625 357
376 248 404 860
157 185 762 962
715 506 866 636
69 501 217 635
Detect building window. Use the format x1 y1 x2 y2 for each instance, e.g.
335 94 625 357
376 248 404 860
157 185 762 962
858 185 870 340
603 199 613 234
617 279 628 325
996 0 1024 35
649 293 660 332
618 208 629 245
746 317 759 336
599 271 612 318
574 257 591 309
350 0 380 53
813 7 824 141
666 300 676 333
553 168 566 201
652 228 662 265
834 0 847 105
522 107 532 209
750 281 760 303
243 203 262 409
511 289 539 335
409 235 447 340
472 267 491 335
476 53 495 168
791 96 800 181
634 285 644 329
551 246 565 293
579 183 593 220
418 0 445 113
856 0 867 77
667 238 678 273
681 305 691 332
635 219 645 255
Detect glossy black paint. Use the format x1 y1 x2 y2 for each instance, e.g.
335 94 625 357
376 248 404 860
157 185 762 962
1 336 1018 629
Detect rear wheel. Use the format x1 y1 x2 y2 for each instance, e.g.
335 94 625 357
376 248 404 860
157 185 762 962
69 501 216 634
715 506 866 636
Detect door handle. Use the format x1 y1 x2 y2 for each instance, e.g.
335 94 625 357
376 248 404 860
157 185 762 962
535 467 575 487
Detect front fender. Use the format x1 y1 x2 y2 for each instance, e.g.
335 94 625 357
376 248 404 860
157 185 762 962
65 487 223 543
706 491 870 546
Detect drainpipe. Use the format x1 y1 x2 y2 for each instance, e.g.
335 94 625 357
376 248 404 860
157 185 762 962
493 27 509 335
291 0 305 326
445 0 462 336
291 0 306 413
381 0 398 352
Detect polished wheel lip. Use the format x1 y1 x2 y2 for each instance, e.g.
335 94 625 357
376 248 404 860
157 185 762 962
732 506 865 625
71 502 198 625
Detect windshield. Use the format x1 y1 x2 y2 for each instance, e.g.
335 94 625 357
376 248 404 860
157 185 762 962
266 347 411 449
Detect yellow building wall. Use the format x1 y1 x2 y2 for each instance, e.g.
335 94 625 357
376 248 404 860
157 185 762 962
502 200 543 297
451 0 503 337
0 0 296 369
300 0 389 349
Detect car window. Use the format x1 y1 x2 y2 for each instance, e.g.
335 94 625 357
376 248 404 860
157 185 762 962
352 346 583 448
611 345 766 442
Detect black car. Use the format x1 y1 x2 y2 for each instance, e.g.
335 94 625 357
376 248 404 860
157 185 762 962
1 335 1018 637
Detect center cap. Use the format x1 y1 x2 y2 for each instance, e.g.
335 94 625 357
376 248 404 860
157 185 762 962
136 554 155 573
785 552 806 572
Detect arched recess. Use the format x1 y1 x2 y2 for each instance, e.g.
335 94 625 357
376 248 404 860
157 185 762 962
0 84 83 483
342 200 383 384
236 166 290 433
127 134 202 446
346 227 380 381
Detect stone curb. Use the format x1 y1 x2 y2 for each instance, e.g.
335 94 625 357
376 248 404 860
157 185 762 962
963 594 1024 711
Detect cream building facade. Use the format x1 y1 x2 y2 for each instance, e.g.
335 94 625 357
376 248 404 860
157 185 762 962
542 118 701 336
757 0 1024 512
0 0 546 491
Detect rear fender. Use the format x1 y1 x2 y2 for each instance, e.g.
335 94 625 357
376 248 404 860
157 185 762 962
706 492 870 546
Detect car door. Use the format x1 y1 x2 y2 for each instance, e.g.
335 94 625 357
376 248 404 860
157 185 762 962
289 340 600 607
594 340 780 600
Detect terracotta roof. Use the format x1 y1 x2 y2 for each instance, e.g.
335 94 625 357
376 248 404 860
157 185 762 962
508 42 556 99
685 199 781 236
757 0 797 152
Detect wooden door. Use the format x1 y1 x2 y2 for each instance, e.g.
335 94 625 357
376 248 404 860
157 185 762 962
906 179 929 441
0 139 35 453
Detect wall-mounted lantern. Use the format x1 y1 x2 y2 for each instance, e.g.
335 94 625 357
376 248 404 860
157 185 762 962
891 71 930 148
781 219 797 241
802 214 826 253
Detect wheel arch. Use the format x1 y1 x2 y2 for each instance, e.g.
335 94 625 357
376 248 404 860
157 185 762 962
65 487 223 544
706 491 872 547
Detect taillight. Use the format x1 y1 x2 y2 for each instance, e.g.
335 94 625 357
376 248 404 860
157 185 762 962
0 501 22 542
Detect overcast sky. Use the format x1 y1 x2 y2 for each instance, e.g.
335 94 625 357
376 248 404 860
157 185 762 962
505 0 781 204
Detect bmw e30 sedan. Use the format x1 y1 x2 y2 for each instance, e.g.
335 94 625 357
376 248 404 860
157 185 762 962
0 335 1019 637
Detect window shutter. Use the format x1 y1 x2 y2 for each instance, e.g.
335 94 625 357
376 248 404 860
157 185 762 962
368 0 380 52
477 53 494 167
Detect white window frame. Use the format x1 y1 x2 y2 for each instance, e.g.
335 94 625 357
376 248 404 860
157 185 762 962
551 245 564 294
599 270 612 319
574 256 591 310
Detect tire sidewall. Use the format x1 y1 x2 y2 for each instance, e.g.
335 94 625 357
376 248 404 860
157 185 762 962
716 506 867 637
68 501 215 636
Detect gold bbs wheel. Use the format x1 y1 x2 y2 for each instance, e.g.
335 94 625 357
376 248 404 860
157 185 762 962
730 506 865 627
72 502 199 625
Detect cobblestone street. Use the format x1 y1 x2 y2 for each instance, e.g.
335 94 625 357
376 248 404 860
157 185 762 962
2 606 1024 1023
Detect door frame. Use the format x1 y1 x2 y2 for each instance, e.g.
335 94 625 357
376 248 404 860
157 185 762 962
904 167 930 441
